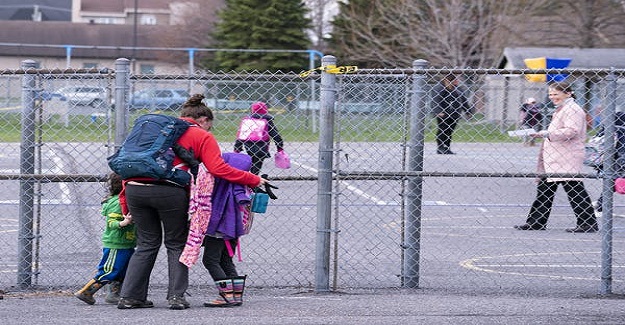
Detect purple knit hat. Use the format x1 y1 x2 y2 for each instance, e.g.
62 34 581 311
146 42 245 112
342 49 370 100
251 101 268 114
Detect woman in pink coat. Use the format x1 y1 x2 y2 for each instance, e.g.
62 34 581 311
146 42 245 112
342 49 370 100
514 82 597 233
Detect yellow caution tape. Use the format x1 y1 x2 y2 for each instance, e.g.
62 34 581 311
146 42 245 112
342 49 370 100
299 65 358 78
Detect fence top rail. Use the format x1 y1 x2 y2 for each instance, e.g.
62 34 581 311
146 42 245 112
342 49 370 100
2 61 625 78
5 67 621 78
131 72 308 81
354 68 625 77
0 67 113 76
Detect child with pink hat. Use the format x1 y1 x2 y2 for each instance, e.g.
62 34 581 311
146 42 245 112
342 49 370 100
234 101 284 174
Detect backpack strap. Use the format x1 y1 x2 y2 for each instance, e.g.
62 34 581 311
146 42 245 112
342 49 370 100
224 239 243 262
145 119 175 155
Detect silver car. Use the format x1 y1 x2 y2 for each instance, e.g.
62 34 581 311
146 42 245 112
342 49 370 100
129 89 190 111
57 86 109 108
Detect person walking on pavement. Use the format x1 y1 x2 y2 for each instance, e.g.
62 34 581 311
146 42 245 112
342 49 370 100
514 82 597 233
431 74 470 155
117 94 266 310
234 101 284 175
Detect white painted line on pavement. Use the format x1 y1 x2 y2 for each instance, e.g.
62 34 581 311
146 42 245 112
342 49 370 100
459 251 619 282
46 150 72 204
293 160 390 205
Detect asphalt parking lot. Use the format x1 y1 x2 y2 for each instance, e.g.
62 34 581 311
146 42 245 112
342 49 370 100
2 287 625 325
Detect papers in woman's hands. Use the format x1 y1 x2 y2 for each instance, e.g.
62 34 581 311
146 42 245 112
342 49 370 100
508 128 537 137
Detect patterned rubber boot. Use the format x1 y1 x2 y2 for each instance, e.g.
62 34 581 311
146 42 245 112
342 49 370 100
232 275 247 306
203 279 236 307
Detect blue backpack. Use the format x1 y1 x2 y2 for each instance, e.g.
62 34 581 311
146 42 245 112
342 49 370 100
108 114 193 186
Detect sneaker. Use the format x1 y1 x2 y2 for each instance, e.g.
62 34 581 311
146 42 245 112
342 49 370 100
104 293 120 304
592 201 602 212
513 223 546 230
565 225 599 233
436 148 455 155
168 295 190 310
117 298 154 309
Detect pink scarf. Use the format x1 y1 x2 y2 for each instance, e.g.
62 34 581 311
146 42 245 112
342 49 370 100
179 164 214 267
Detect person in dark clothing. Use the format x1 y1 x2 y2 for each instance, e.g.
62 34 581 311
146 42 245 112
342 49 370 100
431 75 470 155
519 97 544 146
234 101 284 175
593 111 625 212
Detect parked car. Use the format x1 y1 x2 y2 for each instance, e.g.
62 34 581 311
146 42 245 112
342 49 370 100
128 89 190 111
55 86 109 108
36 90 66 101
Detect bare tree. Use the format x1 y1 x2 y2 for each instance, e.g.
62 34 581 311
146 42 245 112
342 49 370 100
304 0 337 52
331 0 548 67
529 0 625 47
156 0 226 68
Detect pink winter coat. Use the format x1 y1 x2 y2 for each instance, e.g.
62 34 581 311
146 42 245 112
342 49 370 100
537 98 587 182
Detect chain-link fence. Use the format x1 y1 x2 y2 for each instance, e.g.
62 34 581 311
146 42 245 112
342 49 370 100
2 57 625 298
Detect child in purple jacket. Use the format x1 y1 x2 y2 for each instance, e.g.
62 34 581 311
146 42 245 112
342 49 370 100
202 152 252 307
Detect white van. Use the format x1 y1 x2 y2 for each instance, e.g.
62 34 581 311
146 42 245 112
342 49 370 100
57 86 109 107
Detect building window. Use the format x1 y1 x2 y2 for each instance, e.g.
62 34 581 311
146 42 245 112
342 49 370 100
100 18 116 24
140 64 155 74
140 15 156 25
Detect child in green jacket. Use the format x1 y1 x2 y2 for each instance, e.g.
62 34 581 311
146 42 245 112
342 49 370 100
74 173 137 305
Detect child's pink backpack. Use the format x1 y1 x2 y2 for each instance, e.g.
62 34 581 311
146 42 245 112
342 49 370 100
236 117 269 141
615 178 625 194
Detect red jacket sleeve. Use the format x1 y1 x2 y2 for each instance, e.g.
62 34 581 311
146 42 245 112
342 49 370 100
175 126 261 187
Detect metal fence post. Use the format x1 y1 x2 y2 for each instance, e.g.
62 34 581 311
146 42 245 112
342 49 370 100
315 55 337 292
600 70 617 295
114 58 131 147
402 59 429 288
17 59 37 288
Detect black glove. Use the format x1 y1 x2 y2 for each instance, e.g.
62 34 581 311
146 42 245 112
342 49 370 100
255 174 278 199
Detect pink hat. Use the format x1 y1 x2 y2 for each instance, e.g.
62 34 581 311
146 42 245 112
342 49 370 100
251 101 268 114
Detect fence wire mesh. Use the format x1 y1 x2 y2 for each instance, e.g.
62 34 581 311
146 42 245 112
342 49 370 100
1 58 625 298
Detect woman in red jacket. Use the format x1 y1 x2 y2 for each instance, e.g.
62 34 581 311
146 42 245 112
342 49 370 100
118 94 265 310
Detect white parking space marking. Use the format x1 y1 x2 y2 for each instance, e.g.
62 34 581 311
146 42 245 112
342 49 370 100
293 160 390 205
0 217 18 234
459 252 622 282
